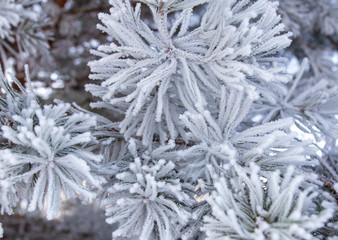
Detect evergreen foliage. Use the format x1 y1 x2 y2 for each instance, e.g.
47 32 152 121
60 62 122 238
0 0 50 69
0 0 337 239
202 164 334 240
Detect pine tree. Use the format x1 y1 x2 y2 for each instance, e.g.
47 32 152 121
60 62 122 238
0 0 337 239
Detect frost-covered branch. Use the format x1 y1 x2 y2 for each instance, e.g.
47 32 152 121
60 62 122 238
0 68 102 220
202 164 335 240
87 0 291 144
0 0 50 69
101 139 192 240
175 87 312 184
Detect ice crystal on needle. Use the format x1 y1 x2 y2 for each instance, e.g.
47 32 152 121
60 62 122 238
87 0 292 143
175 86 311 183
0 71 102 220
202 164 334 240
102 139 191 240
0 0 337 239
